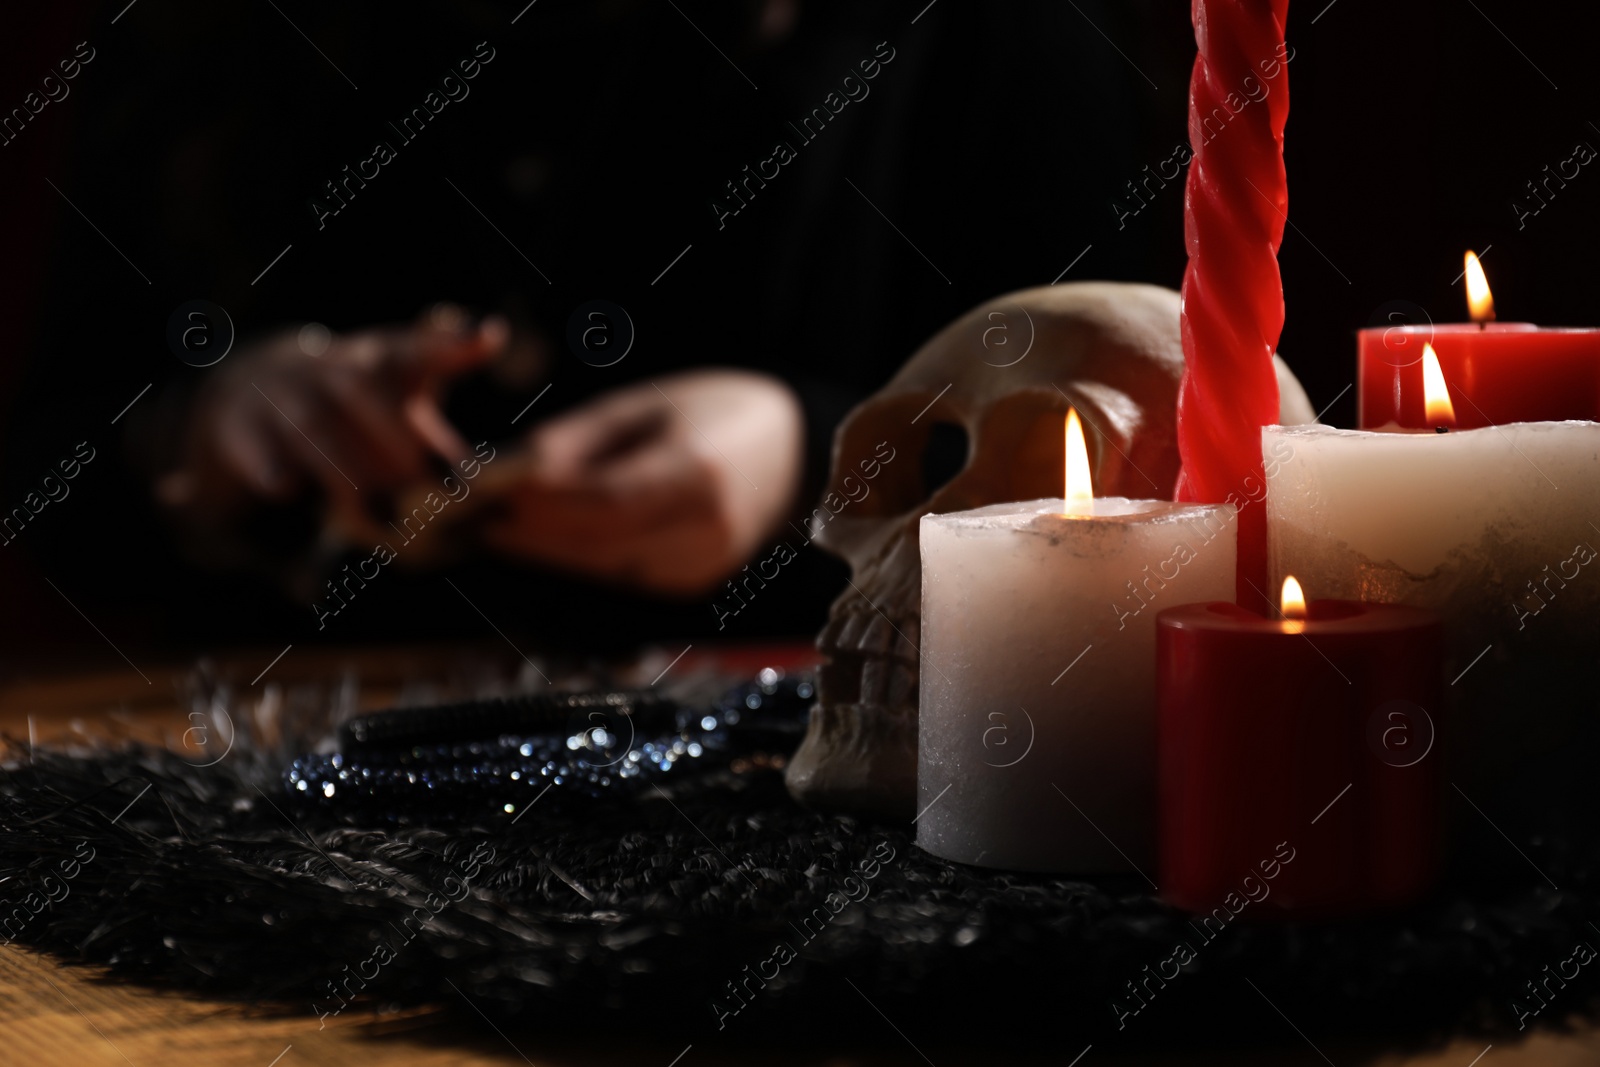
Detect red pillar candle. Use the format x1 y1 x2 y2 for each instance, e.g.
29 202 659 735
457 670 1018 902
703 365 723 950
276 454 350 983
1175 0 1290 613
1359 253 1600 428
1359 325 1600 428
1157 585 1444 916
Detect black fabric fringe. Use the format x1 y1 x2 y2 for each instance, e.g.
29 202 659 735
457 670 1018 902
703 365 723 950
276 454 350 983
3 686 1599 1052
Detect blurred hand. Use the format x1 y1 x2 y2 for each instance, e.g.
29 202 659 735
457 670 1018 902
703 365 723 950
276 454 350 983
480 370 804 595
159 306 506 535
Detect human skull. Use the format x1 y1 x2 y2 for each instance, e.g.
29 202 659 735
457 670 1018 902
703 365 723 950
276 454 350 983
784 282 1315 819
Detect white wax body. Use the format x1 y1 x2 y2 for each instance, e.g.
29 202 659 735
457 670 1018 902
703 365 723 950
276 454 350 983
1264 422 1600 660
917 497 1237 873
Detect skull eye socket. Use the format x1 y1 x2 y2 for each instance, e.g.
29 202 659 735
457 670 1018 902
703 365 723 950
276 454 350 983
832 414 969 519
826 392 971 519
919 422 968 500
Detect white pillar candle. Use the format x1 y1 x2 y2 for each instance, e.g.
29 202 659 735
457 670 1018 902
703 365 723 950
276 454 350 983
1270 333 1600 807
917 496 1236 873
1264 421 1600 660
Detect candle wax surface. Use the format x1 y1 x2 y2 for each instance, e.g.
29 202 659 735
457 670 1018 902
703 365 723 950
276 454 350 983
1265 422 1600 645
928 496 1206 526
918 497 1237 873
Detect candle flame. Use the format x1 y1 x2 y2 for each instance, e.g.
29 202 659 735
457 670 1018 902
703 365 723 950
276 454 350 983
1421 343 1456 426
1281 575 1307 620
1464 251 1495 323
1064 408 1093 511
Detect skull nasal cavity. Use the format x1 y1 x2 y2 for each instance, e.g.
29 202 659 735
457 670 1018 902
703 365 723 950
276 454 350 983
920 422 968 497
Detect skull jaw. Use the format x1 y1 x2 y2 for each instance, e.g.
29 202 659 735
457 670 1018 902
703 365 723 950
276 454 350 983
785 699 917 821
787 571 920 819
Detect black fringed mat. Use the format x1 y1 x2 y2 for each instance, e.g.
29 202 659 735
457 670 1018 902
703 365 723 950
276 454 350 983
3 685 1600 1054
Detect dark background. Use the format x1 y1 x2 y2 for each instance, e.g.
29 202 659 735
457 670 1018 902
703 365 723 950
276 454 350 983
0 0 1597 671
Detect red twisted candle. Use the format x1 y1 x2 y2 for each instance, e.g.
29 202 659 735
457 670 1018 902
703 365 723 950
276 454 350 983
1175 0 1289 612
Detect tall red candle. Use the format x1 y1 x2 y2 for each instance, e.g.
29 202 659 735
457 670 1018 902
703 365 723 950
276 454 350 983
1175 0 1289 613
1157 595 1444 915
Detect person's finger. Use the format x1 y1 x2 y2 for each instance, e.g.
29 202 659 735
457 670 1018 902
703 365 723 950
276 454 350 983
160 405 296 513
421 302 470 334
383 317 510 466
403 394 473 468
394 312 508 385
262 326 460 476
422 313 507 378
257 374 417 496
259 394 369 521
318 370 435 486
211 402 303 500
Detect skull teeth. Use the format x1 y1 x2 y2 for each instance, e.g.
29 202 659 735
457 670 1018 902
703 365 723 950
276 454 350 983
818 609 919 711
818 607 920 664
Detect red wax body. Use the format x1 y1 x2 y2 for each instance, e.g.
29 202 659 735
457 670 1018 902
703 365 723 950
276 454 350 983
1157 599 1443 917
1358 324 1600 428
1174 0 1290 614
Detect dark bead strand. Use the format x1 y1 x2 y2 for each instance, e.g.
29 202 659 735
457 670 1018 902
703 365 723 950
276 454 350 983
285 672 814 822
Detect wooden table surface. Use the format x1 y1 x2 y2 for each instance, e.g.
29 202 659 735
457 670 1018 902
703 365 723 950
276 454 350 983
2 646 1596 1067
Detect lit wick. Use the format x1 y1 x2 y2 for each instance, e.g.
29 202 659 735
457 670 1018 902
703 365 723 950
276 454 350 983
1464 251 1495 331
1280 575 1307 634
1064 407 1094 515
1421 342 1455 434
